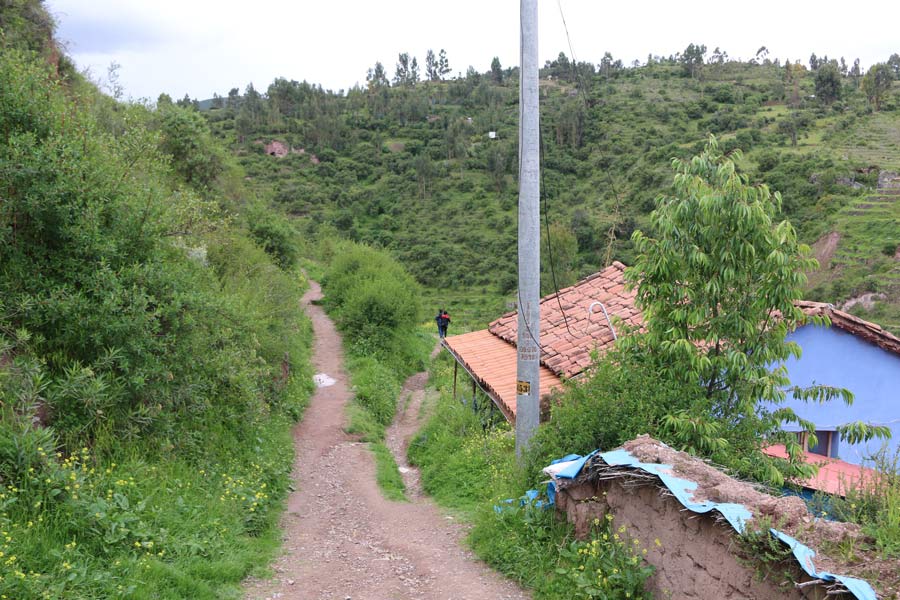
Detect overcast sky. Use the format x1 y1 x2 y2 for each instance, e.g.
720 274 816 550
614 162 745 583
46 0 900 102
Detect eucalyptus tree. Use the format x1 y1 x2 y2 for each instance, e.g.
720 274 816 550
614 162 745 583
814 61 842 104
425 49 439 81
862 63 893 110
438 49 451 79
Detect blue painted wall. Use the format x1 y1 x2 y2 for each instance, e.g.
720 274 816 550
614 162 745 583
781 325 900 466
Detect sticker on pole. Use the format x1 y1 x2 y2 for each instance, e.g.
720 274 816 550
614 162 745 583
517 380 531 395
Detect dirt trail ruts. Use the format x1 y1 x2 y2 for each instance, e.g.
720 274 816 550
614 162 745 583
244 281 529 600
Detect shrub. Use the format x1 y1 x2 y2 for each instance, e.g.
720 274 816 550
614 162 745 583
0 44 313 598
525 348 700 478
347 356 402 425
322 241 422 351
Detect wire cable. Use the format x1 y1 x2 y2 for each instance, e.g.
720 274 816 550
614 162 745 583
538 128 574 337
555 0 626 267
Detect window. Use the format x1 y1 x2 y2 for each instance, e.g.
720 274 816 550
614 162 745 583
796 430 840 459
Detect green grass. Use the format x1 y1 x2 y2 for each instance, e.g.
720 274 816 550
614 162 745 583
807 181 900 334
828 112 900 169
0 412 300 599
371 442 407 502
345 403 385 443
408 352 655 598
421 287 510 333
318 242 432 502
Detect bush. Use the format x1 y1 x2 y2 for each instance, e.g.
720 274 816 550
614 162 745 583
246 206 302 269
410 353 657 598
0 45 313 598
322 241 422 352
347 356 402 425
524 348 699 478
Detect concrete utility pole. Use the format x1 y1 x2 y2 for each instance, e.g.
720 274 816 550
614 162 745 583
515 0 540 459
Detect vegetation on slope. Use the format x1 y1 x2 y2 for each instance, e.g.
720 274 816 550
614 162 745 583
199 47 900 331
0 5 314 597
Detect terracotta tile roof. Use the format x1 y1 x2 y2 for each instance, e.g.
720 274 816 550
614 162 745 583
442 329 562 424
762 444 877 496
796 300 900 357
488 261 642 378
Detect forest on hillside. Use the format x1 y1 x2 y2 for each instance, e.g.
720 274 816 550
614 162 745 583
191 46 900 331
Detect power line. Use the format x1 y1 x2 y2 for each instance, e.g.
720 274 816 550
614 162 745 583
555 0 626 267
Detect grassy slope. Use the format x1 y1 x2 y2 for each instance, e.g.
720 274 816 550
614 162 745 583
207 61 900 334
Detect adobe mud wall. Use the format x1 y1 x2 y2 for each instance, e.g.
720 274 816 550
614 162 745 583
556 479 820 600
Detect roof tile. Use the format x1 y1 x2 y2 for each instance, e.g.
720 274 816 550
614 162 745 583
489 262 642 378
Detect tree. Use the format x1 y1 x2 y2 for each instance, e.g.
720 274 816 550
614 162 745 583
410 56 420 85
490 57 503 84
814 61 842 104
485 142 508 192
623 136 887 484
850 58 862 89
753 46 768 65
394 53 411 86
414 154 433 198
809 52 819 70
709 47 728 65
425 49 439 81
600 52 615 80
888 53 900 79
438 49 451 80
226 87 240 109
680 43 707 79
157 103 225 189
862 63 893 111
783 61 806 107
366 61 390 90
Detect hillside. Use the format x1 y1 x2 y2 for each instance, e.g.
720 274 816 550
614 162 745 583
0 3 316 597
199 53 900 332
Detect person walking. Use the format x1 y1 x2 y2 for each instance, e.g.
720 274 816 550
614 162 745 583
435 308 451 338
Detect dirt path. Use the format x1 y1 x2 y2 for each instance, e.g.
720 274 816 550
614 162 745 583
245 281 529 600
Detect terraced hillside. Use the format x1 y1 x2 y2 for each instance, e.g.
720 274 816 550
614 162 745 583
828 113 900 169
810 171 900 333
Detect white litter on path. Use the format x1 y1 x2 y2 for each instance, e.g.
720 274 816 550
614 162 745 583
313 373 336 388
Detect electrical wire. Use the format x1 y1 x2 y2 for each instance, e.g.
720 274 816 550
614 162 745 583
539 128 574 337
517 0 630 349
555 0 626 267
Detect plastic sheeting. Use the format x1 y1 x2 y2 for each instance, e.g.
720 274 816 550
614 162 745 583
769 530 877 599
544 448 877 600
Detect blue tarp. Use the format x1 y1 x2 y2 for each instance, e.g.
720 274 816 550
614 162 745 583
544 448 877 600
769 530 877 599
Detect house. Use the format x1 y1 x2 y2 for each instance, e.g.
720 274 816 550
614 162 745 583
762 443 877 497
443 264 900 493
777 301 900 467
441 261 641 422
